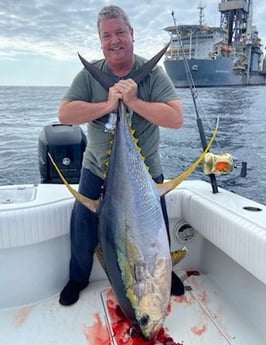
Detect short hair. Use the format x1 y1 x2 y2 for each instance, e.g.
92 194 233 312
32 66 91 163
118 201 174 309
97 5 132 34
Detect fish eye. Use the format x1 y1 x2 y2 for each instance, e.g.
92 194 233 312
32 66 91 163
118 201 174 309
139 314 150 327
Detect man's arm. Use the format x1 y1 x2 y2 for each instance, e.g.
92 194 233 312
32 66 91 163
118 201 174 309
58 85 121 125
125 98 183 128
113 78 184 129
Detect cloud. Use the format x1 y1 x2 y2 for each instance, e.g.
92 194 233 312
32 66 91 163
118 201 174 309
0 0 265 85
0 1 99 61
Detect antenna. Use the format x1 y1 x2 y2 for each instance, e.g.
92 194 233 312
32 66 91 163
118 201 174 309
171 11 219 193
198 2 206 26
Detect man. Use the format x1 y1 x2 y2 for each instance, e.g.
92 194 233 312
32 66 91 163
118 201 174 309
59 5 184 306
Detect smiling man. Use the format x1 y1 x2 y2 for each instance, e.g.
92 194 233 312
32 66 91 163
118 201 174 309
58 5 184 306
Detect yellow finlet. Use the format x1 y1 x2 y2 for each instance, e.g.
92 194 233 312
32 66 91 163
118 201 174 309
171 247 188 266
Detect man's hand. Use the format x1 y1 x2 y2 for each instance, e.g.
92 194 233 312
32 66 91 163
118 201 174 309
114 79 138 106
107 84 123 111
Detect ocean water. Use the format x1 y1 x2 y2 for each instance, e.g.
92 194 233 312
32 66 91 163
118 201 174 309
0 85 265 205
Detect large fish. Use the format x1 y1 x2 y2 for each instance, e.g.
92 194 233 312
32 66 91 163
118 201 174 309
49 47 218 340
98 101 172 339
49 106 217 340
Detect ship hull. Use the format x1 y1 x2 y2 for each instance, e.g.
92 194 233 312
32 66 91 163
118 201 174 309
164 58 266 88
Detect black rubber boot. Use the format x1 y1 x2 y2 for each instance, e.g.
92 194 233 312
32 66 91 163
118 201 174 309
59 280 89 306
171 271 185 296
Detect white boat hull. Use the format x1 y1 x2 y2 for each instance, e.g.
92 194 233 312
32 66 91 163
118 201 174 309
0 181 265 344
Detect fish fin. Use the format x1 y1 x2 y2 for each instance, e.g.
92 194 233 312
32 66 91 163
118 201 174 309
171 247 188 266
48 153 100 213
129 119 148 162
156 118 219 196
78 53 114 90
134 138 140 147
131 41 170 83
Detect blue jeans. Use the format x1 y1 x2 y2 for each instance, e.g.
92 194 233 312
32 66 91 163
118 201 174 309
69 167 170 283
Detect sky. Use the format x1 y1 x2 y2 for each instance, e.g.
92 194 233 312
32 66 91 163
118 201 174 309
1 0 265 86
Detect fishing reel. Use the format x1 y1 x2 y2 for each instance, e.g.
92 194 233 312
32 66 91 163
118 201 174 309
202 152 234 175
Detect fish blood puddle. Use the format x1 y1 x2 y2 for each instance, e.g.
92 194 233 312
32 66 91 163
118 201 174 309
103 288 183 345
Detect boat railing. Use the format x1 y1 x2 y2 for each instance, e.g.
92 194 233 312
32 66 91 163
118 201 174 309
165 48 196 60
165 43 236 61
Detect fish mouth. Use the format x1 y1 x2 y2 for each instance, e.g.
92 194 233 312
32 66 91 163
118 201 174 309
138 317 164 341
128 321 161 342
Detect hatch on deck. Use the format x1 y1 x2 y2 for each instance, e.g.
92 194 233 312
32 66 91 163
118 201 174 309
0 185 37 204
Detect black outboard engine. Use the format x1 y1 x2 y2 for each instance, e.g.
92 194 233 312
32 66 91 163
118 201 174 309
38 124 87 184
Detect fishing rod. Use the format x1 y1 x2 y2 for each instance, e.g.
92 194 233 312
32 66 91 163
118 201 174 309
171 11 219 193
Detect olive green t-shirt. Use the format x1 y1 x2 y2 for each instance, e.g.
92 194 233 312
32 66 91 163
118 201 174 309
63 55 178 179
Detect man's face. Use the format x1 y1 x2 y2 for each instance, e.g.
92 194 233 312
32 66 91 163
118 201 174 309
98 17 134 65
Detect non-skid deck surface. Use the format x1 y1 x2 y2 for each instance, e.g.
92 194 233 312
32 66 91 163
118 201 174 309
0 274 263 345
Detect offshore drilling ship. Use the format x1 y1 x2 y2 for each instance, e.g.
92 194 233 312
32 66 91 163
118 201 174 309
164 0 266 87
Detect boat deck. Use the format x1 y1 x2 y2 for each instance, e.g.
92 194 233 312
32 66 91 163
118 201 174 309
0 273 263 345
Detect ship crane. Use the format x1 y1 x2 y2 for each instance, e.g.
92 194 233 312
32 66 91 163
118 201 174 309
219 0 251 46
218 0 265 83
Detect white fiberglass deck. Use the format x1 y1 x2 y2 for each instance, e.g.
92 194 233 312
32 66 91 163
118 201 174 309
1 180 265 344
0 273 263 345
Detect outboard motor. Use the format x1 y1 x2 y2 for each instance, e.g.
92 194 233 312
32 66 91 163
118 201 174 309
38 124 87 184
